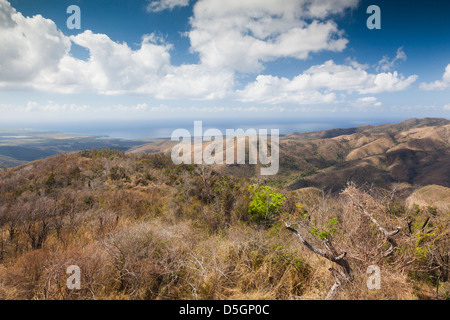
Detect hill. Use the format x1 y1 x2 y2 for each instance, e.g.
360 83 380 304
0 129 148 167
406 185 450 212
3 118 449 194
278 118 450 191
128 118 450 192
0 139 448 300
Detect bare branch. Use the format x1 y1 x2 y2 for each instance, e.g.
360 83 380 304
325 268 342 300
335 252 347 261
420 216 431 232
285 224 330 260
344 190 401 258
285 223 352 300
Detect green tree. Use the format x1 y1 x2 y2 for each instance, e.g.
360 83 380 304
247 185 286 224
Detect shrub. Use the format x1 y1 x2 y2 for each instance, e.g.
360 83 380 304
310 217 339 240
247 185 286 224
109 166 127 181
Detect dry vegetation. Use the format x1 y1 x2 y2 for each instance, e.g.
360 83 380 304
0 149 448 300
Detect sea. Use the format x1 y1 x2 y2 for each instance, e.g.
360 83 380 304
0 117 405 140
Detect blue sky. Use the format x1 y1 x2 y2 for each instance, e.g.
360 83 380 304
0 0 449 128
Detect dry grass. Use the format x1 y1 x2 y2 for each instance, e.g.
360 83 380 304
0 151 448 300
406 185 450 212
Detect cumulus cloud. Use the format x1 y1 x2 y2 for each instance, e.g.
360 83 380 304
53 32 234 98
237 74 337 104
146 0 190 12
151 64 234 99
188 0 358 72
0 2 231 98
0 0 70 84
0 0 235 98
238 60 418 104
420 64 450 91
57 31 173 94
0 0 420 104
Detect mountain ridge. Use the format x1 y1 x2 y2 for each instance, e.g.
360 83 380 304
1 118 449 193
279 118 449 192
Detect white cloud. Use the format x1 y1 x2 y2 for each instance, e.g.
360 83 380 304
0 101 291 118
346 57 369 70
377 47 407 72
420 64 450 91
0 0 420 105
238 60 418 104
150 64 234 100
0 101 91 113
0 0 70 84
188 0 358 72
59 31 173 94
146 0 190 12
443 104 450 111
0 0 234 98
304 60 417 93
237 74 337 104
353 96 382 107
390 104 442 113
305 0 360 18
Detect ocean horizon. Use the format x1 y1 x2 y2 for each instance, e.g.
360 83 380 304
0 117 409 140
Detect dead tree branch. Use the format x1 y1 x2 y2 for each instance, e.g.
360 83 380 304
344 191 401 259
285 223 352 300
420 216 431 232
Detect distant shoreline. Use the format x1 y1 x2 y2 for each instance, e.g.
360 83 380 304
0 117 424 140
